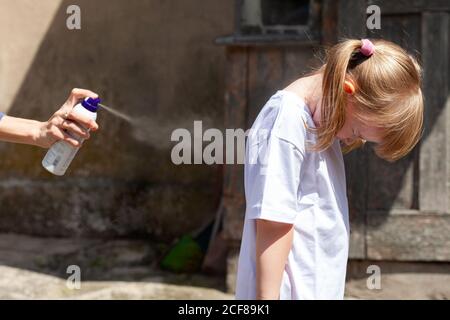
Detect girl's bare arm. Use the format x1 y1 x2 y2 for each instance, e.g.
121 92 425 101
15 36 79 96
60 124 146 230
255 219 294 300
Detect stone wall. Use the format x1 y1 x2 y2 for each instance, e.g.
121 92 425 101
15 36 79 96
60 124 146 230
0 0 234 241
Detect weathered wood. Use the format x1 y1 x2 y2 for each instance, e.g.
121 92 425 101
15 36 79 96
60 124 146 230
283 47 319 84
367 152 416 210
338 0 368 39
366 14 422 212
308 0 324 41
367 210 450 261
215 34 319 47
344 4 450 261
247 47 285 125
223 47 248 242
246 46 318 125
368 0 450 14
419 12 449 213
367 12 422 53
344 149 368 259
321 0 338 45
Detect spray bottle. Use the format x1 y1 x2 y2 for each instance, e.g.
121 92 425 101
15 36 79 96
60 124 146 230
42 97 100 176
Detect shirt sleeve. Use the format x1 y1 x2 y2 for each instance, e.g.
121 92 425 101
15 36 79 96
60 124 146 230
244 133 304 224
0 112 5 122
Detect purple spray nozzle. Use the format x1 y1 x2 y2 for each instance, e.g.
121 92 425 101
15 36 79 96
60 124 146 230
81 97 101 112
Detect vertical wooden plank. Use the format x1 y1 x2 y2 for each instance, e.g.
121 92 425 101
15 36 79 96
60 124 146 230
223 47 247 243
223 47 248 293
419 12 449 213
247 46 318 128
344 149 368 259
246 47 284 126
338 0 368 39
283 46 319 84
321 0 338 45
366 155 416 210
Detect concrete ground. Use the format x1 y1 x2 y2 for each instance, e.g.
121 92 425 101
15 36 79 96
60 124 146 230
0 265 233 299
0 233 232 299
345 274 450 300
345 260 450 300
0 233 448 299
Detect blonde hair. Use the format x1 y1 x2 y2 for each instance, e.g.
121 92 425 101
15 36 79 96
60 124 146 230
315 39 423 162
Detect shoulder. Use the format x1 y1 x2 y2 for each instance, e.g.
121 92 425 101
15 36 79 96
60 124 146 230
249 91 310 151
259 90 310 153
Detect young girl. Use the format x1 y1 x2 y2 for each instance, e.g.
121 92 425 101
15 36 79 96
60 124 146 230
0 88 99 148
235 39 423 300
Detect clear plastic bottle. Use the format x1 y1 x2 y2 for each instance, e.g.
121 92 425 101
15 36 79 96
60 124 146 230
42 97 100 176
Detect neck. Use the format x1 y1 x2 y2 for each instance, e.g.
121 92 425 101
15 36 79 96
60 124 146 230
285 71 323 126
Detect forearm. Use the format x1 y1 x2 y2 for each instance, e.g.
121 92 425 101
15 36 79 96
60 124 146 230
0 115 40 146
255 219 294 300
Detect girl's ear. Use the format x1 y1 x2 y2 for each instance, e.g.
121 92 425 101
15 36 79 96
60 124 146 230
343 80 356 95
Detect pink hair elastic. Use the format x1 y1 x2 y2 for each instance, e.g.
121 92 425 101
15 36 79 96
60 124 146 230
360 39 375 56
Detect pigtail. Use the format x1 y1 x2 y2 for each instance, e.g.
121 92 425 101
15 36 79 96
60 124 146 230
313 39 363 152
310 39 423 161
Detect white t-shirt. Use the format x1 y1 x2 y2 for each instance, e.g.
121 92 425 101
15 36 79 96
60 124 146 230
235 90 350 300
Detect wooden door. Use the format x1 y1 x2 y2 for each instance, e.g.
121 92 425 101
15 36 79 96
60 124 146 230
340 0 450 261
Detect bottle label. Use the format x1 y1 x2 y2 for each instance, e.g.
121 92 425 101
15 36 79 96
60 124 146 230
42 140 80 174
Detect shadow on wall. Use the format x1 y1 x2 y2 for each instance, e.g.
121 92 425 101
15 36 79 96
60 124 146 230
0 0 233 244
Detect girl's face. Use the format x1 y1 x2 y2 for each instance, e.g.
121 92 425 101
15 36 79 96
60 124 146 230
336 102 383 146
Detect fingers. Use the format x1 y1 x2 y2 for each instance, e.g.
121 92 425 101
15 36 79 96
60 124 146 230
62 131 83 148
50 126 82 148
68 88 98 101
61 88 98 131
65 111 99 131
60 118 91 139
55 88 99 132
65 88 100 130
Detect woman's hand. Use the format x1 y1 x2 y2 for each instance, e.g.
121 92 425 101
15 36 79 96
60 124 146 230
33 88 100 148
